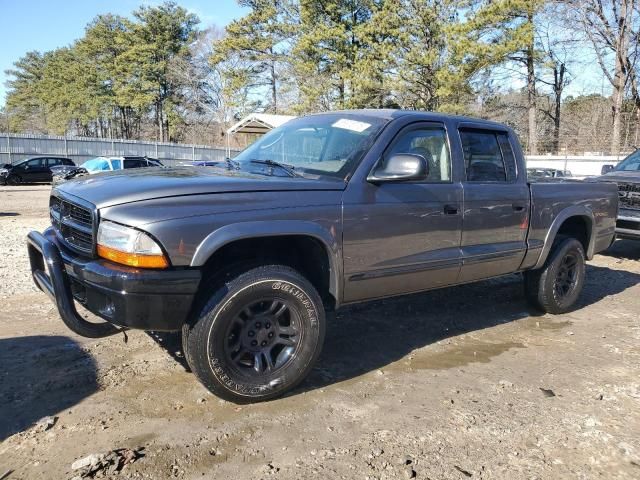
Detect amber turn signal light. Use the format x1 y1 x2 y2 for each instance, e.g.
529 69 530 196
97 244 169 269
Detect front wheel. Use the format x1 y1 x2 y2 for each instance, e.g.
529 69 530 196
184 265 325 403
524 237 586 314
6 174 21 185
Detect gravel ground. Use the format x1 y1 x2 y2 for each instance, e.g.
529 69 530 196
0 184 639 480
0 186 50 297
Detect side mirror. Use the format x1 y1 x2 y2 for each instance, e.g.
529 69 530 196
368 153 428 183
601 164 614 175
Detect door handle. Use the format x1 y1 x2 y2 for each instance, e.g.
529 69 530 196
443 205 459 215
512 204 526 212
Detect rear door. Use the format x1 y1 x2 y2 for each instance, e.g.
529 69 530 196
342 122 463 302
45 158 63 181
458 127 529 282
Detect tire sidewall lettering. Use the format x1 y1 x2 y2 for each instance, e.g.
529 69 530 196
271 281 317 326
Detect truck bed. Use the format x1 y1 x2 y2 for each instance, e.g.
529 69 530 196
521 179 618 270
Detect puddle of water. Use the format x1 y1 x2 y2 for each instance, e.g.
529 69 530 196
409 340 524 370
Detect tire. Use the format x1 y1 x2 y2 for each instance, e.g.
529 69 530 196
6 174 21 185
184 264 326 403
524 237 586 314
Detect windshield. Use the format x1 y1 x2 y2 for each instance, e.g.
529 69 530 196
81 157 112 172
233 113 389 179
614 150 640 171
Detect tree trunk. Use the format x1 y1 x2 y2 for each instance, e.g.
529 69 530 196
526 10 538 155
553 62 565 154
155 101 162 142
610 0 631 155
269 49 277 114
611 62 625 155
553 95 561 154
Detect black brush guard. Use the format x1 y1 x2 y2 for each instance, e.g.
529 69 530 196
27 230 120 338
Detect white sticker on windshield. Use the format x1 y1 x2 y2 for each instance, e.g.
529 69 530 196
332 118 371 132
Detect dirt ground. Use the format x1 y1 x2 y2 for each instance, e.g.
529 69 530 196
1 184 639 480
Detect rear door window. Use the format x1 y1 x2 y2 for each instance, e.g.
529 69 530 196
124 159 145 169
460 130 517 182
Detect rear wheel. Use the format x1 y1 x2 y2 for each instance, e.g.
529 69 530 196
524 237 586 314
184 265 325 403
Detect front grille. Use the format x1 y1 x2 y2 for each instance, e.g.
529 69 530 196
617 219 640 231
50 196 94 254
618 183 640 210
66 202 92 226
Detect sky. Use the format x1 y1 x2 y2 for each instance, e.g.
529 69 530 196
0 0 247 106
0 1 607 107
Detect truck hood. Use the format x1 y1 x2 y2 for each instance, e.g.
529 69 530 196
55 167 346 208
601 171 640 183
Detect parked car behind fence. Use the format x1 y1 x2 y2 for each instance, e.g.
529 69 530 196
51 156 163 185
1 157 75 185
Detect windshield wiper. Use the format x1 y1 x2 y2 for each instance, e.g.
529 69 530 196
249 159 298 177
224 157 240 170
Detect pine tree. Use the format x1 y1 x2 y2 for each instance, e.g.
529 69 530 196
4 51 48 132
389 0 463 111
211 0 295 114
126 2 199 141
450 0 546 152
79 14 141 138
293 0 388 110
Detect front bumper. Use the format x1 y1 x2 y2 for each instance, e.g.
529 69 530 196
27 227 201 332
615 209 640 240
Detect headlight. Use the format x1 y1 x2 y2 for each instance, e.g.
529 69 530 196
0 169 8 176
97 221 169 269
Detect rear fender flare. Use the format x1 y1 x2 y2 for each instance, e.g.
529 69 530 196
533 206 595 269
190 220 342 304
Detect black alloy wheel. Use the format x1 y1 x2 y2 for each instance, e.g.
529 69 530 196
553 252 579 300
224 298 301 376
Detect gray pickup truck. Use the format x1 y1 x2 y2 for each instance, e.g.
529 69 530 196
601 151 640 240
27 110 618 402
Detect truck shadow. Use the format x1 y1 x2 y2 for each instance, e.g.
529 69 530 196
146 331 190 372
599 239 640 261
302 263 640 392
0 335 99 441
147 264 639 397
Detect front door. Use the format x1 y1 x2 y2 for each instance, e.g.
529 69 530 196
458 128 529 282
21 158 48 182
342 123 463 302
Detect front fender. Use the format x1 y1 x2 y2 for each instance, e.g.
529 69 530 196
190 220 342 303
